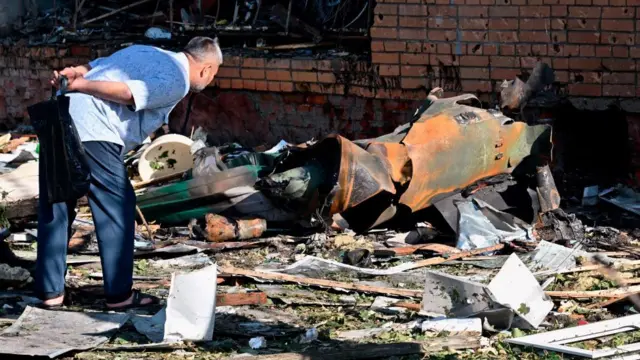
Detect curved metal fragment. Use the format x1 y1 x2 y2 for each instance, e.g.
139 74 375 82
329 135 396 215
399 105 551 212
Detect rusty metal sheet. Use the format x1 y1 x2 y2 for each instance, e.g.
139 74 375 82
328 135 396 215
364 142 411 186
399 106 551 213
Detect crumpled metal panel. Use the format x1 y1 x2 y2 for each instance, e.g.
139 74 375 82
364 142 411 186
328 135 396 215
398 104 550 213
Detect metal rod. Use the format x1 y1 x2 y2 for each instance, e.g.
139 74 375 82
82 0 153 26
169 0 173 32
285 0 293 34
252 0 262 26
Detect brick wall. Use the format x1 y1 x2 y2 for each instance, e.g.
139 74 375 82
214 0 640 100
0 45 94 130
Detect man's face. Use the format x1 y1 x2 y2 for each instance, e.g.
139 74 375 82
190 63 219 92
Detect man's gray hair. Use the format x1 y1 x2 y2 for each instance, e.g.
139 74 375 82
184 36 223 65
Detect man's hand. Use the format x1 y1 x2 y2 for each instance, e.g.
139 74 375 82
51 67 82 90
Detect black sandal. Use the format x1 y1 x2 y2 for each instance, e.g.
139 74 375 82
105 290 160 311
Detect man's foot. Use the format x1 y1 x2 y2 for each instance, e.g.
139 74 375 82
105 290 160 310
39 294 65 309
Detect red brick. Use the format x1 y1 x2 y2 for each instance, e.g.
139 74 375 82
552 5 568 16
461 31 488 41
242 58 265 68
491 56 518 67
520 5 551 16
243 80 256 90
401 17 428 27
401 65 428 76
316 60 334 71
568 19 600 31
399 4 428 15
569 57 602 70
379 65 401 76
401 77 427 89
552 31 568 42
520 18 551 30
602 19 634 31
217 79 231 88
384 41 407 52
602 7 634 18
231 79 243 89
460 67 490 79
491 68 520 79
519 31 552 42
255 81 268 91
468 43 486 54
603 85 635 96
399 28 427 40
459 6 488 17
488 18 519 30
218 67 240 78
374 14 398 27
553 58 570 69
431 54 458 65
437 43 452 54
371 27 398 39
569 32 601 44
596 46 613 57
489 6 519 17
568 6 602 17
575 0 591 4
266 70 291 81
375 4 398 14
70 46 91 57
317 73 336 83
372 41 385 52
267 82 280 92
460 18 489 30
489 31 519 42
428 30 458 41
241 69 265 79
461 80 492 92
423 43 437 53
499 44 516 55
630 46 640 58
428 5 456 16
568 83 602 96
428 17 458 28
603 59 636 70
459 55 490 66
602 33 635 45
292 60 315 70
373 52 400 64
613 46 629 57
602 72 635 84
532 44 548 55
407 42 423 53
401 53 430 64
292 71 318 83
579 45 596 56
266 59 290 69
280 82 294 92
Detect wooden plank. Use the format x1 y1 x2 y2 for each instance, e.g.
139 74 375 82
251 337 481 360
401 244 505 271
132 171 186 190
545 285 640 299
374 243 460 257
220 266 422 298
216 292 267 306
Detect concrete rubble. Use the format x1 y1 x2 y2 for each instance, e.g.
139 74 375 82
0 63 639 359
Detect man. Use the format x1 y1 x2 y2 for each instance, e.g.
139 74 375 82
39 37 222 309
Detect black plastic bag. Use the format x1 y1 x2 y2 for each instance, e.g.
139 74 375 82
27 78 90 204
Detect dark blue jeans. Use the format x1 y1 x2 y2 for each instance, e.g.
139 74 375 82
35 141 135 303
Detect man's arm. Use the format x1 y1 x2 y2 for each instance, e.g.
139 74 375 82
71 78 135 106
70 64 92 77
